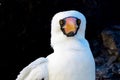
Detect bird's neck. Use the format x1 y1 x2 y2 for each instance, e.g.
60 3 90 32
51 37 89 52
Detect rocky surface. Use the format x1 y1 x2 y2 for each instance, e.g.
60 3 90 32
92 25 120 80
0 0 120 80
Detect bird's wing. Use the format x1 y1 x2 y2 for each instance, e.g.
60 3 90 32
16 57 48 80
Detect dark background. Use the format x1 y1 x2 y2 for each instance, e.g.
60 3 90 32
0 0 120 80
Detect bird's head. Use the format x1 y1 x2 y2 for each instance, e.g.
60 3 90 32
51 10 86 47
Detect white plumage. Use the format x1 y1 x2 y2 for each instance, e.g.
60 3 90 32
16 58 48 80
16 10 95 80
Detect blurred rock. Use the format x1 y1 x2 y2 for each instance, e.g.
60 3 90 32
95 25 120 80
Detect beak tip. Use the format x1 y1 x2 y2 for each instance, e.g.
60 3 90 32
66 31 75 37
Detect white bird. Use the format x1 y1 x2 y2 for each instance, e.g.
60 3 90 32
16 10 95 80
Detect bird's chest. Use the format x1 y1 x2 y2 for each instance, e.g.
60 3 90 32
48 51 94 80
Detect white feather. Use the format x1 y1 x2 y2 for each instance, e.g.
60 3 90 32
16 57 48 80
48 10 95 80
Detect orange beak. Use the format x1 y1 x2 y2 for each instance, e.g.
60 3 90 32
63 18 77 36
64 20 76 34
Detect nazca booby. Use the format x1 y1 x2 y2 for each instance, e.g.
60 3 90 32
16 10 95 80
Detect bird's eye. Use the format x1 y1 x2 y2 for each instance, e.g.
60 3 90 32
59 19 65 27
76 19 81 26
